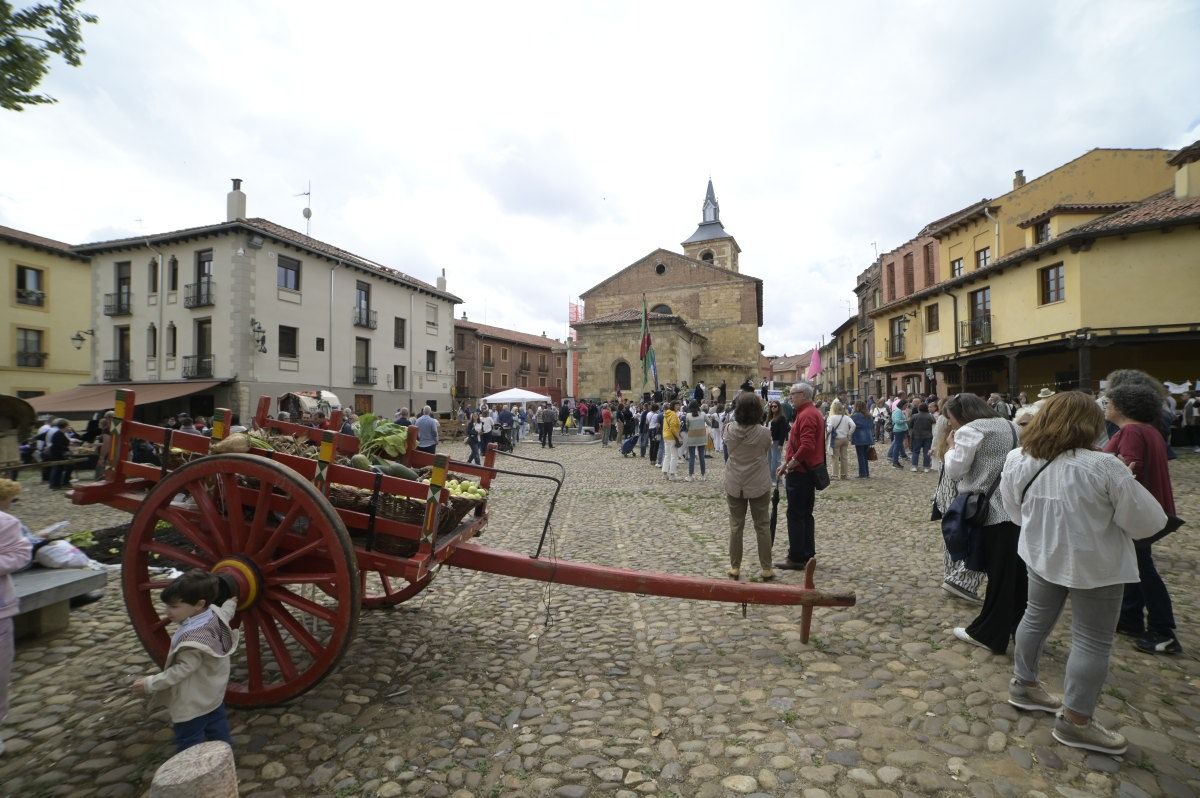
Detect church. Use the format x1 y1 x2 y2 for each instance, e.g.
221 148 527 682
572 181 763 399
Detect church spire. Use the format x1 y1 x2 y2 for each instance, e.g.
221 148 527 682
702 179 719 223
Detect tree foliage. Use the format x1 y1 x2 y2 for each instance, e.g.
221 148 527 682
1 0 97 111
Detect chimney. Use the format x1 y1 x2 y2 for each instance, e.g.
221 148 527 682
1012 170 1026 189
461 310 468 320
227 178 247 221
436 268 447 291
1171 141 1200 199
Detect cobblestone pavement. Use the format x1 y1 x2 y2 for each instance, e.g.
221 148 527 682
2 444 1198 797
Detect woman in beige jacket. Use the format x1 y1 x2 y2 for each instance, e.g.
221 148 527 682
723 393 775 581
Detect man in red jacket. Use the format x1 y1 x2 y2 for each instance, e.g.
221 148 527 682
776 382 823 570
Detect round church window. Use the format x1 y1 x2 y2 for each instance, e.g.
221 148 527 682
655 263 666 275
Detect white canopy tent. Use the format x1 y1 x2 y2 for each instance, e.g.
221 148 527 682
481 387 552 407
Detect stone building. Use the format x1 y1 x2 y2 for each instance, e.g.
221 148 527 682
573 181 763 399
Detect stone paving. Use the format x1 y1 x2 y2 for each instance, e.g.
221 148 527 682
1 442 1198 797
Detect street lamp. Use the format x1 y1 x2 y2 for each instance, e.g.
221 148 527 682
70 329 95 349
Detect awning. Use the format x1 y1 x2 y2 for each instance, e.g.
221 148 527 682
27 380 223 415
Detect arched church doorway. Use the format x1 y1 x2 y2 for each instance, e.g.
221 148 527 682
614 361 631 391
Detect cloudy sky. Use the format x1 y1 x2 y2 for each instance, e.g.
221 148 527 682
3 0 1198 358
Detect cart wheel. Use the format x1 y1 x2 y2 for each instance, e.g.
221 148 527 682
360 570 433 608
122 453 361 707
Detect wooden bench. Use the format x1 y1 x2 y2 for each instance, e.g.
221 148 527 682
12 567 107 639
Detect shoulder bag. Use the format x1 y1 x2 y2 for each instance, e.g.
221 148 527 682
941 423 1018 567
801 429 831 491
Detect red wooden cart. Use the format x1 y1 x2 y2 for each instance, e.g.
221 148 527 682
71 390 855 707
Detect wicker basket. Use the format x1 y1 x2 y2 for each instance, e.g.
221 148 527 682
328 482 482 536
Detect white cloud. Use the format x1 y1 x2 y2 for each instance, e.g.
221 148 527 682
2 0 1197 358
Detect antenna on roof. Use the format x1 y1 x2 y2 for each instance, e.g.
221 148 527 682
295 181 312 236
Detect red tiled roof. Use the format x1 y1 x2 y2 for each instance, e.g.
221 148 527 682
0 224 89 261
921 198 994 237
1016 203 1133 228
1066 190 1200 235
770 352 812 371
571 309 680 326
73 217 460 302
455 318 562 349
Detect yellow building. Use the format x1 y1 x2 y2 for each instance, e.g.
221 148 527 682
870 144 1197 397
0 226 94 401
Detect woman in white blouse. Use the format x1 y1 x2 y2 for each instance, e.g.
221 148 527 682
1000 391 1165 756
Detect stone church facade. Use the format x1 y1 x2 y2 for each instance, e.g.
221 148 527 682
573 182 762 399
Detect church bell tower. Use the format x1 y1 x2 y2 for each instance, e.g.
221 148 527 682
681 179 741 272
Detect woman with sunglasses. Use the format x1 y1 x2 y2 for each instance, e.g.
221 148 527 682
767 399 789 478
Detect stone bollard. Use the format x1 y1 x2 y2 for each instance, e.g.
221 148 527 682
149 741 238 798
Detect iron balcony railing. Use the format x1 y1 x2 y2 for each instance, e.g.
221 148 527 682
481 358 495 368
885 336 905 360
517 362 531 373
537 364 549 374
16 351 47 367
353 308 378 329
16 288 45 307
104 292 132 316
184 279 216 308
960 315 993 348
182 355 214 378
353 366 377 385
103 359 130 381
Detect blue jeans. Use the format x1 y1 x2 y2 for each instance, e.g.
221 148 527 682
173 704 232 752
768 442 782 477
467 439 481 465
854 444 870 477
687 445 706 476
639 431 649 456
910 437 931 468
888 431 908 464
1119 545 1176 636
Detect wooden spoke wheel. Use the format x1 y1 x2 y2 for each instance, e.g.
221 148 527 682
360 570 432 608
122 453 361 707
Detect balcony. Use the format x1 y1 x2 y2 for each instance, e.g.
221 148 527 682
183 279 216 308
884 336 905 361
960 315 992 349
103 359 130 381
353 307 378 329
353 366 377 385
482 358 495 368
16 351 46 367
537 365 549 374
182 355 214 378
104 292 132 316
455 384 469 397
15 288 45 307
517 362 531 373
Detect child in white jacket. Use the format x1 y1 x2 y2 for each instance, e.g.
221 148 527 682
133 570 239 752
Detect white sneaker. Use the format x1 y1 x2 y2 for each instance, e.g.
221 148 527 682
924 467 931 473
953 626 990 651
684 475 693 482
910 466 918 472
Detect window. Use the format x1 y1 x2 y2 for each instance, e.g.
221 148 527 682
315 337 325 352
501 347 509 362
923 244 935 285
1039 264 1065 304
355 281 370 310
115 261 131 296
872 289 880 309
279 325 298 358
969 287 991 320
501 373 509 387
196 249 213 280
16 328 44 367
484 371 492 388
456 369 466 386
925 304 939 332
650 303 671 314
885 262 896 299
148 259 159 294
166 322 176 357
277 255 301 290
902 253 914 295
147 323 157 357
426 350 437 373
556 378 563 389
950 258 964 277
483 344 493 365
15 265 44 306
394 365 406 390
539 377 547 387
700 250 714 263
539 353 546 368
168 256 179 291
519 375 528 387
1035 221 1051 244
456 332 465 350
975 248 990 269
887 317 905 359
426 302 438 334
556 356 563 368
393 317 406 348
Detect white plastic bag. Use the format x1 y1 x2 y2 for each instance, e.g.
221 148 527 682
35 540 90 568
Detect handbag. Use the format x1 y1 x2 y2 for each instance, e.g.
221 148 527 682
941 423 1018 568
801 435 831 491
866 446 878 462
